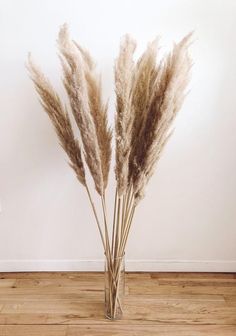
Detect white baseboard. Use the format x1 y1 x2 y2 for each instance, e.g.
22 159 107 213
0 259 235 272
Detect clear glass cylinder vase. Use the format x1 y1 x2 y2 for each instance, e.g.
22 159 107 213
104 254 125 320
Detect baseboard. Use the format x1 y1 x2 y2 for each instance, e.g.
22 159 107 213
0 259 235 272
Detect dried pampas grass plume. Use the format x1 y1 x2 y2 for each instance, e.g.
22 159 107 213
115 35 136 197
58 24 104 195
128 38 160 183
75 42 112 190
27 55 86 186
131 33 193 203
131 38 159 146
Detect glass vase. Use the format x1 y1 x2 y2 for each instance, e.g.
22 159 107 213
104 254 125 320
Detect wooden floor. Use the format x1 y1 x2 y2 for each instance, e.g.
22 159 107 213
0 272 235 335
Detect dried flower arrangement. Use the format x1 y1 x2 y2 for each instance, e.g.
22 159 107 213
27 24 192 320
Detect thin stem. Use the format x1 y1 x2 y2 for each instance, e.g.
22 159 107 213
111 189 118 257
118 189 134 257
114 196 121 259
120 205 135 255
85 184 106 250
101 193 113 261
120 193 126 249
113 257 124 316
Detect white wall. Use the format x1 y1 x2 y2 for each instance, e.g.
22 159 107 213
0 0 236 272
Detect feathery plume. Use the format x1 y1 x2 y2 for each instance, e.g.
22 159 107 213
115 35 136 196
131 38 159 143
58 24 104 195
75 43 112 189
128 38 160 182
27 55 86 185
132 33 192 203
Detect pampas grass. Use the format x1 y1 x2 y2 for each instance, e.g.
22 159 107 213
131 34 192 203
27 25 192 319
27 56 86 186
115 35 136 197
58 24 104 196
76 43 112 190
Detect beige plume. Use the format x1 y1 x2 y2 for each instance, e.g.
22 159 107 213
57 24 104 195
27 55 86 186
115 35 136 197
131 33 192 203
74 42 112 190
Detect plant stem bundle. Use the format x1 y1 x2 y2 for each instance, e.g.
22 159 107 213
27 24 192 319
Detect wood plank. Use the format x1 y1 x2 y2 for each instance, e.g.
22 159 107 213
67 325 236 336
14 278 104 288
0 272 104 280
0 297 235 325
1 272 234 280
0 325 67 336
1 313 235 325
1 324 236 336
0 272 150 280
0 280 16 288
0 293 225 302
1 274 235 294
128 283 236 296
150 272 236 280
1 285 234 296
224 295 236 303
